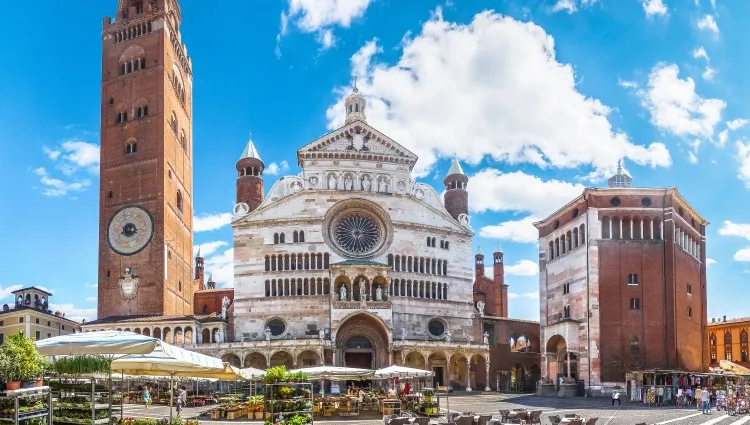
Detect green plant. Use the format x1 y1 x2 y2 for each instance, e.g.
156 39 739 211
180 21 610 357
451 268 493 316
278 386 293 397
53 356 112 376
0 331 47 382
264 366 288 384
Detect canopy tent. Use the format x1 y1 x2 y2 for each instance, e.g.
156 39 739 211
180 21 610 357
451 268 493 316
110 342 223 375
289 366 373 381
35 330 158 356
373 365 434 379
719 360 750 376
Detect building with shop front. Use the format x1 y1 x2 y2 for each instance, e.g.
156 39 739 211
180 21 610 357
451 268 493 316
708 315 750 369
534 164 709 393
0 287 80 342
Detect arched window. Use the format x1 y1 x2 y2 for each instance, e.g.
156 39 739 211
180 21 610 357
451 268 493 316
180 129 186 149
107 190 113 199
563 305 570 319
136 105 149 117
426 237 431 247
171 111 178 134
176 190 183 212
299 230 305 242
293 231 299 243
280 233 286 243
630 336 640 354
726 331 733 360
126 142 137 154
273 233 279 244
431 237 436 247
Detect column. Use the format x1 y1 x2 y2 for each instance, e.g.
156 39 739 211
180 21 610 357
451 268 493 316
619 220 623 239
196 325 201 344
566 354 571 378
650 220 654 239
630 219 634 239
660 221 664 240
640 219 644 240
485 363 491 391
609 219 613 239
466 359 472 391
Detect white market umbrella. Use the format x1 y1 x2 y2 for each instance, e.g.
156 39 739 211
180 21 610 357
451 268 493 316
290 366 373 397
373 365 434 379
35 330 158 356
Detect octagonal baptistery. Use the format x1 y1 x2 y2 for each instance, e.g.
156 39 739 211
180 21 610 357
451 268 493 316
231 92 478 370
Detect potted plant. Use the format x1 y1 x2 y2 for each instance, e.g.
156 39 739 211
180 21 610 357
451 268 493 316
0 331 45 389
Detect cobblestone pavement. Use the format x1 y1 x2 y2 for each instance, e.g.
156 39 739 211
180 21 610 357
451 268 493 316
120 394 750 424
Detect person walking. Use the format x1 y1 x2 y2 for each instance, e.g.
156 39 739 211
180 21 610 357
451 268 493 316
701 387 710 414
695 387 702 411
612 391 621 406
142 386 151 409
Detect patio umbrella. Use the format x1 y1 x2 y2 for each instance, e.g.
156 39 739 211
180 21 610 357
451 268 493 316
290 366 373 397
373 365 434 379
35 330 158 356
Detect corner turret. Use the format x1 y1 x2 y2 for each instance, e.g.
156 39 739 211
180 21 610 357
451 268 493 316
443 157 469 220
344 78 367 125
236 134 265 213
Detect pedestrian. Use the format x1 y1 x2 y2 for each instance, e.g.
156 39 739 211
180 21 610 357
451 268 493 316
701 387 710 414
612 391 621 406
695 387 702 411
143 386 151 409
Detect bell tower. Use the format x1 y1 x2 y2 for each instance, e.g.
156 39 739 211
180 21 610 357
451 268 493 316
444 157 469 221
98 0 194 319
235 136 265 214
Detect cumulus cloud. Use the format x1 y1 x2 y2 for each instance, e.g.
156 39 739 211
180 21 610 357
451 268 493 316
697 15 719 33
706 258 716 267
734 249 750 262
469 169 585 243
44 141 100 175
702 66 717 81
49 303 96 323
0 285 23 301
505 260 539 276
719 220 750 240
736 141 750 188
279 0 372 51
642 0 667 17
194 241 229 258
32 167 91 197
265 160 289 176
637 63 725 142
551 0 600 13
193 213 232 232
205 248 234 288
507 292 539 299
728 119 750 131
326 10 671 179
693 47 709 61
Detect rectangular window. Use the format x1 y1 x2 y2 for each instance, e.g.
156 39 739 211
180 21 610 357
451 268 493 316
47 321 51 327
630 298 641 310
687 284 692 295
688 307 693 317
61 325 65 331
628 274 638 285
47 333 52 339
727 352 732 361
562 283 570 295
35 331 40 340
18 317 24 324
35 318 39 324
0 321 4 326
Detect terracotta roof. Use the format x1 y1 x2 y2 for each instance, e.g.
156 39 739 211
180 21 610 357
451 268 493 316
709 317 750 326
0 306 80 325
83 314 226 326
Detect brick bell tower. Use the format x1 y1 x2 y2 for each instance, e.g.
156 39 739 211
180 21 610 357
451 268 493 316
444 157 469 220
98 0 194 318
235 136 264 213
493 243 509 318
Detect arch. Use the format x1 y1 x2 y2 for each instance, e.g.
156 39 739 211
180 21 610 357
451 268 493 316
335 312 391 369
152 328 162 340
334 275 351 301
280 233 286 243
221 353 241 368
119 44 146 62
352 275 370 301
162 327 172 343
173 327 183 344
201 328 210 343
170 110 178 134
612 217 622 239
142 328 151 337
299 230 305 242
297 350 321 367
293 231 299 243
404 351 426 369
545 335 567 354
601 217 611 239
270 350 294 368
579 224 586 244
184 327 193 344
273 233 279 244
244 352 267 369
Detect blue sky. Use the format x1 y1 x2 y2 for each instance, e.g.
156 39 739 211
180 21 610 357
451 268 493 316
1 0 749 322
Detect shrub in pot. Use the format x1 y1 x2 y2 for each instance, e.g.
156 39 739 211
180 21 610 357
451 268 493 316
0 331 47 389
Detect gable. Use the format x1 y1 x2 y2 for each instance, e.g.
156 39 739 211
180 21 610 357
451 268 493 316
297 121 418 167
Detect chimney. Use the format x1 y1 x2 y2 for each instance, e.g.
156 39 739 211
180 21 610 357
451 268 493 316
712 318 715 323
724 315 727 322
2 304 7 312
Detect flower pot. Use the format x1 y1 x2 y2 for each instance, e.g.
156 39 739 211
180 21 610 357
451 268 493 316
6 381 20 390
35 379 43 387
21 381 35 389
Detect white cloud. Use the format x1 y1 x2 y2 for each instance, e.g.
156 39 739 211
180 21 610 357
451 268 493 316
734 249 750 262
49 303 96 323
706 258 716 267
85 297 96 302
697 15 719 33
35 285 55 295
0 285 23 301
507 292 539 299
718 130 729 147
326 10 671 179
737 141 750 188
205 248 234 288
505 260 539 276
692 47 709 61
642 0 667 17
551 0 600 13
718 220 750 240
469 169 585 243
702 66 717 81
619 79 638 89
637 63 725 139
728 119 750 131
193 213 232 232
281 0 372 50
86 283 98 288
193 241 229 258
265 160 289 176
32 167 91 197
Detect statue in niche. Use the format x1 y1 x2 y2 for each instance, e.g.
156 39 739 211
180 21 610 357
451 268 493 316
339 285 348 301
360 282 367 300
476 301 485 315
328 174 337 190
401 327 407 341
264 327 271 341
445 331 452 342
216 328 224 343
483 332 490 344
375 286 382 301
362 175 372 191
379 178 388 193
319 328 325 339
344 175 353 190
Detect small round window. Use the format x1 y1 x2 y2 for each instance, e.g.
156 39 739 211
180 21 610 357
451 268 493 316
427 319 446 338
572 208 579 218
641 197 651 207
266 319 286 337
554 220 560 229
610 196 621 207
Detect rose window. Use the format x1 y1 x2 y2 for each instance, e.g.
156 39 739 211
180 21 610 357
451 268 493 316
334 213 381 255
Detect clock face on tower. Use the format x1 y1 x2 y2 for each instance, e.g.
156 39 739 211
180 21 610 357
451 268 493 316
107 205 155 256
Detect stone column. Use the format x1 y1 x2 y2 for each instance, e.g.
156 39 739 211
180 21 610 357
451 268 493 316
630 220 633 239
196 325 202 344
566 354 571 378
609 219 613 239
485 363 491 391
466 359 472 391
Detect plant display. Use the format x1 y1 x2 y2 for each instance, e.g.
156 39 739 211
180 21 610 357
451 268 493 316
52 356 112 376
264 381 313 425
0 331 49 383
52 378 111 425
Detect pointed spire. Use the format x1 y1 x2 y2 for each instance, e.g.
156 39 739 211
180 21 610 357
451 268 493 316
240 132 262 161
196 247 202 258
207 272 213 282
353 76 359 93
446 156 465 178
494 242 502 253
476 246 483 255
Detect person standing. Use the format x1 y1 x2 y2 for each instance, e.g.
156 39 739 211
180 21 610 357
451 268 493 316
612 391 621 406
695 387 702 411
143 386 151 409
701 387 710 414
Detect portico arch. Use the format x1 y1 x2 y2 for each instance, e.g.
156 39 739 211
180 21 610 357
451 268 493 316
404 351 426 369
244 352 267 369
334 312 390 369
270 350 294 368
222 353 240 368
545 335 577 381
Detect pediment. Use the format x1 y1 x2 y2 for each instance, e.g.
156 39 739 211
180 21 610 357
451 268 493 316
297 121 418 168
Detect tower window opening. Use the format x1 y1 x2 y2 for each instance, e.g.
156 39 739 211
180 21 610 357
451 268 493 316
176 190 183 212
126 143 137 154
107 190 113 199
170 111 178 134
